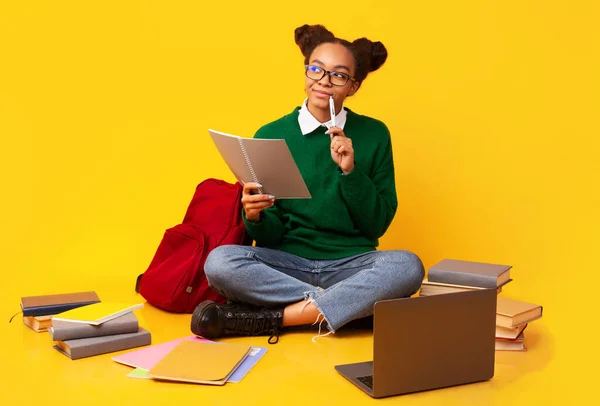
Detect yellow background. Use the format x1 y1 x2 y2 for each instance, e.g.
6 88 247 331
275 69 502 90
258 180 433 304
1 1 597 404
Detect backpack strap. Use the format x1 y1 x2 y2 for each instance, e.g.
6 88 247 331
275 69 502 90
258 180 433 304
135 274 143 293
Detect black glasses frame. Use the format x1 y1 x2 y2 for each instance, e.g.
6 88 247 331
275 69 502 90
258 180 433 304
305 65 357 86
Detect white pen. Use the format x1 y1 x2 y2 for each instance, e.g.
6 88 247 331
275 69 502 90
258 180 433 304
329 95 336 129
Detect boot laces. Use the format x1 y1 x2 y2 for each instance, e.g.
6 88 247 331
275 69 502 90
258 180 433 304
225 308 281 344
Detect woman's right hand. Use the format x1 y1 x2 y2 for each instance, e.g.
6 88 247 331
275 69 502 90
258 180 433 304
242 182 275 222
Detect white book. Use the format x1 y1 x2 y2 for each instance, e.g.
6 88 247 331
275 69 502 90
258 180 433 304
51 302 144 325
208 129 311 199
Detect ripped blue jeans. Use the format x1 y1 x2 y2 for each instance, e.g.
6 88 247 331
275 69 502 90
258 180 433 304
203 245 424 333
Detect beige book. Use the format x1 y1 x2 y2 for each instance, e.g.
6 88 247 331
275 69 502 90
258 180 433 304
148 340 251 385
495 341 526 351
496 297 543 328
496 323 527 340
419 278 502 296
495 332 526 351
208 129 311 199
23 315 53 332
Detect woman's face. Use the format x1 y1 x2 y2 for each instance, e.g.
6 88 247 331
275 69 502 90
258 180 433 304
304 42 359 112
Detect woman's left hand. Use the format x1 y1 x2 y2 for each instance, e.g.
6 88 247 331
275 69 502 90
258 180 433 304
328 127 354 174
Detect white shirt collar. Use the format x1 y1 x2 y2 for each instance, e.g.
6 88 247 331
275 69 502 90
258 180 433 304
298 98 347 135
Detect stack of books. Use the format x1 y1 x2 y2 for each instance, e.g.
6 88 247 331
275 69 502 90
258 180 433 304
20 291 101 332
494 297 543 351
49 302 151 360
420 259 543 351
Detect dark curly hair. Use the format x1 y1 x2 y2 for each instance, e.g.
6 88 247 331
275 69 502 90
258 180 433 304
294 24 388 84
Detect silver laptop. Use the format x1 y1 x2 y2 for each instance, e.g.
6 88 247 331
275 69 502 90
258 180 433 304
335 288 497 398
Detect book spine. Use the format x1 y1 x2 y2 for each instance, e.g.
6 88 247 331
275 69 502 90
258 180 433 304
70 330 151 360
427 269 497 288
22 300 101 317
51 318 139 341
237 138 261 193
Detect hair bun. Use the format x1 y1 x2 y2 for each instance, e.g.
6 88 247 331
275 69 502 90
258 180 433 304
294 24 335 57
369 41 388 72
352 37 388 73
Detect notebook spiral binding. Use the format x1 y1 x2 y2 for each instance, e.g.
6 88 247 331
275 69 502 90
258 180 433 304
237 138 263 194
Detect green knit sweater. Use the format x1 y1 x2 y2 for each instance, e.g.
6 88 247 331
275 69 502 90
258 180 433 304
243 107 398 259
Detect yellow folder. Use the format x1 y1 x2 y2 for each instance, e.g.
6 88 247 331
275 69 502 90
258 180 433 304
148 340 252 385
51 302 144 325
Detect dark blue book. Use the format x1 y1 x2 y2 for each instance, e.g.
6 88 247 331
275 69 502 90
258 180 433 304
21 291 100 317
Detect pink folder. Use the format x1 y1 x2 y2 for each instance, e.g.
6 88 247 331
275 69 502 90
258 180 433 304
112 335 210 370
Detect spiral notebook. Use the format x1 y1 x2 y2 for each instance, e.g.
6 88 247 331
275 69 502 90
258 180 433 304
208 129 311 199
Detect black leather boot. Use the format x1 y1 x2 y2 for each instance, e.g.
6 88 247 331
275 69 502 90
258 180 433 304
191 301 284 344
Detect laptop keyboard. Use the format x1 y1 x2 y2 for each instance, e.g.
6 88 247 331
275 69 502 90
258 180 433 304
357 375 373 389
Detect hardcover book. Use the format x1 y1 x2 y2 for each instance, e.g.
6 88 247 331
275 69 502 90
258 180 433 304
419 278 503 296
427 259 512 288
495 323 528 340
496 297 543 328
23 315 53 332
20 291 100 317
50 312 139 341
53 327 151 360
495 332 526 351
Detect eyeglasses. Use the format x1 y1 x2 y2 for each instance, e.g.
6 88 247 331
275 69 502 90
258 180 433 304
305 65 356 87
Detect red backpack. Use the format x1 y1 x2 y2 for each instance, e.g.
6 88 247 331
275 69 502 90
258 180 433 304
135 179 252 313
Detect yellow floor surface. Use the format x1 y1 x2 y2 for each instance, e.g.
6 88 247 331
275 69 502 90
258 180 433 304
3 288 573 406
2 2 597 404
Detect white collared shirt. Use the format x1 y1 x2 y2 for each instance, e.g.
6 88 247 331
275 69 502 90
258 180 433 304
298 98 347 135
